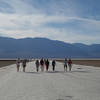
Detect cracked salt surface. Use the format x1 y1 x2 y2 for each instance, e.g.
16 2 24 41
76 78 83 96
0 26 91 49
0 61 100 100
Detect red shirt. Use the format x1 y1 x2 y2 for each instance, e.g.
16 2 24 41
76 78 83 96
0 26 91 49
68 60 72 64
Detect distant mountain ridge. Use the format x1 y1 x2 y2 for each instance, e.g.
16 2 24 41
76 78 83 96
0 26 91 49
0 37 100 58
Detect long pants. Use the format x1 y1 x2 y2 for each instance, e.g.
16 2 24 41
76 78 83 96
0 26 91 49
68 64 72 71
36 66 39 72
64 65 67 72
23 65 26 72
17 65 20 72
52 65 55 71
46 65 49 71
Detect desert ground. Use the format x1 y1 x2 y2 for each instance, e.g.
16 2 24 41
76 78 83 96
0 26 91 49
0 60 15 68
0 60 100 100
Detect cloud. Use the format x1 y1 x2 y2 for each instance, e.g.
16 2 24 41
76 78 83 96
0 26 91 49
0 1 14 13
0 0 42 14
0 12 100 44
0 0 100 44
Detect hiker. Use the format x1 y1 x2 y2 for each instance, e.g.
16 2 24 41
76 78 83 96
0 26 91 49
35 59 40 72
68 59 72 71
52 60 56 71
64 58 68 72
22 59 27 72
45 59 50 71
16 58 20 72
40 58 44 72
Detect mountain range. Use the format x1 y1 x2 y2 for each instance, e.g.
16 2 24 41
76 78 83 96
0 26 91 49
0 37 100 58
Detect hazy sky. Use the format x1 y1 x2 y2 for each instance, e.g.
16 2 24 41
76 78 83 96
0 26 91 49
0 0 100 44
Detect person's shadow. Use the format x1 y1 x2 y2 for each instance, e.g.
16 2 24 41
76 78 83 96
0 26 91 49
69 70 91 73
46 71 65 74
25 72 40 74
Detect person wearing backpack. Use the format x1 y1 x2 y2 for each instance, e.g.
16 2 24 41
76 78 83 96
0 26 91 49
68 59 72 71
40 58 44 72
52 60 56 71
16 58 21 72
35 59 40 72
45 59 50 71
22 59 27 72
64 58 68 72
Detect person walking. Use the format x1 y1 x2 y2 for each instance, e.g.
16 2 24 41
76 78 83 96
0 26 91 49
64 58 68 72
22 59 27 72
68 59 72 71
40 58 44 72
35 59 40 72
45 59 50 71
16 58 20 72
52 60 56 71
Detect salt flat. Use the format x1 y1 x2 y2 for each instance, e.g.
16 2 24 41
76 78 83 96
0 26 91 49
0 61 100 100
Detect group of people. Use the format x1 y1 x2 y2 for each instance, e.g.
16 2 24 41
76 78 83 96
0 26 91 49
16 58 72 72
35 59 56 72
64 58 72 72
35 58 72 72
16 58 27 72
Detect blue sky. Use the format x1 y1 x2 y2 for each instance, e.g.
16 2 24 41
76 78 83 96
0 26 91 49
0 0 100 44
